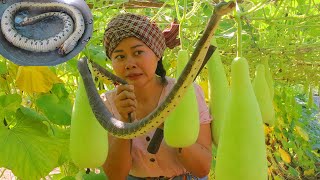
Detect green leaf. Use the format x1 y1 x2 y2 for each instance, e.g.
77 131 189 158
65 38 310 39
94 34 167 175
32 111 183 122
36 94 72 125
296 0 305 6
20 106 47 122
0 61 7 75
0 94 22 111
202 4 212 17
0 109 64 180
0 94 22 120
51 84 69 99
288 166 300 177
84 44 107 66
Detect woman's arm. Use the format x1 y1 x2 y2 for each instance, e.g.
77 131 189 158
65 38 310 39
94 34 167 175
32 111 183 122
176 123 213 178
102 135 132 180
101 85 137 180
175 83 213 177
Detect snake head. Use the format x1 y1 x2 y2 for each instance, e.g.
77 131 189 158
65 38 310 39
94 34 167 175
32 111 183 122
58 39 77 55
214 1 236 16
18 17 32 26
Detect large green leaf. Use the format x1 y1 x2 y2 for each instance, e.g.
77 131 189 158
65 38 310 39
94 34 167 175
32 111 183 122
0 109 64 180
36 94 72 125
0 61 7 75
84 44 108 66
20 106 47 122
0 94 22 120
0 94 21 112
51 84 70 99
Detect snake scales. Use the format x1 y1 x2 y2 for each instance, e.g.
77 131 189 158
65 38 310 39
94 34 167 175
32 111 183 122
79 1 235 139
0 2 85 54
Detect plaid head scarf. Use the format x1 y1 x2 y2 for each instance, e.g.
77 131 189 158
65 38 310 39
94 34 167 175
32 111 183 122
103 13 180 59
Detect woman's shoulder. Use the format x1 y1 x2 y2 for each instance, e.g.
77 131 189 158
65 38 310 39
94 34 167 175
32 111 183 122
165 76 176 83
163 76 176 91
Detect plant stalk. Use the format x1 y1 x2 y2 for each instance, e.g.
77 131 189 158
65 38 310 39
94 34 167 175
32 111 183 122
174 0 181 21
235 2 242 58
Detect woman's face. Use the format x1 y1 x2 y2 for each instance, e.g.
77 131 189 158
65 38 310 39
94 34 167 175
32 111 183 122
110 37 159 87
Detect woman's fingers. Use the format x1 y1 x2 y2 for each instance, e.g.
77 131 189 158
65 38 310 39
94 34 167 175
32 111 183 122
116 84 134 95
114 85 137 121
118 98 136 108
117 90 136 101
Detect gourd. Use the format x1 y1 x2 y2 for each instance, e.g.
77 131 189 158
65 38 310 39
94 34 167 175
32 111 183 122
215 57 268 180
262 59 274 99
252 64 275 126
69 78 108 168
207 37 230 145
164 50 200 147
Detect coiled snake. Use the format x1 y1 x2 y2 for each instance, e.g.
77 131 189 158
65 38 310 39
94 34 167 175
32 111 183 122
78 1 235 139
0 2 85 54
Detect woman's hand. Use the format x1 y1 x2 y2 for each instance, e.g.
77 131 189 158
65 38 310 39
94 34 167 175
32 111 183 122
114 84 137 121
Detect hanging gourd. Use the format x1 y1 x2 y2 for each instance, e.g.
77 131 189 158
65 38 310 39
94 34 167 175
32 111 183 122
215 57 268 180
207 37 230 145
262 59 274 100
215 3 267 179
164 49 200 147
69 78 108 168
252 64 275 126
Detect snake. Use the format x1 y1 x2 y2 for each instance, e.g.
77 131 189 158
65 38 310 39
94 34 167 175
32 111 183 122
0 2 85 55
78 1 236 139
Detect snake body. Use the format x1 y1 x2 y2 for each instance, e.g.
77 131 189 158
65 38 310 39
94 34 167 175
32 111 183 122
0 2 85 54
78 1 236 139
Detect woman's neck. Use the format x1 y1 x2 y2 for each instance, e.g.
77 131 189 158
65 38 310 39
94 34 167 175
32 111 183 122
134 76 164 103
133 76 165 120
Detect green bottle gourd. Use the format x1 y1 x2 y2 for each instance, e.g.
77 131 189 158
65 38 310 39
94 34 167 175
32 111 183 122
70 78 108 168
262 59 274 99
207 37 230 146
252 64 275 126
215 57 268 180
164 50 200 147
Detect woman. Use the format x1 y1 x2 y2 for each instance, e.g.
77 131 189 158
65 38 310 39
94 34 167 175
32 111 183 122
101 13 213 180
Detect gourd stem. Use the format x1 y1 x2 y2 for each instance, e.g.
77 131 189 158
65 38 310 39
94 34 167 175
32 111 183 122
179 18 184 50
152 1 168 20
235 2 242 58
174 0 181 21
241 0 269 16
175 0 187 50
183 0 187 19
